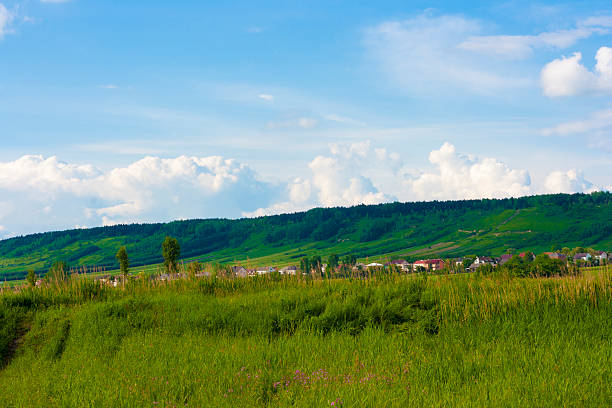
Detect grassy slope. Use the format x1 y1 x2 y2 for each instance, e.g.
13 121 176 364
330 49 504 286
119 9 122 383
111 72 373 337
1 193 612 280
0 270 610 407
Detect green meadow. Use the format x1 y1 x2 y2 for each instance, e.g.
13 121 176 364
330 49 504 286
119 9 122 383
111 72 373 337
1 267 611 407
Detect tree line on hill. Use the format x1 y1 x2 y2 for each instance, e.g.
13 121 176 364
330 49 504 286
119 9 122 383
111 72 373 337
2 192 612 281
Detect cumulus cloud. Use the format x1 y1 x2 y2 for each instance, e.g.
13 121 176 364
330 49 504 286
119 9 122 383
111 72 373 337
540 47 612 97
0 155 280 236
1 145 605 237
406 142 532 200
544 169 597 194
245 141 397 217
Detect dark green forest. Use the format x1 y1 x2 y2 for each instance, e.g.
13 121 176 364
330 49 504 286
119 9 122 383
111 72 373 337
1 192 612 280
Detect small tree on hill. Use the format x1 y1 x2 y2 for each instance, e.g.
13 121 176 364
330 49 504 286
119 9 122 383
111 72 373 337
26 269 37 287
311 255 322 277
116 246 130 278
327 254 339 273
162 236 181 273
342 254 356 266
300 257 310 274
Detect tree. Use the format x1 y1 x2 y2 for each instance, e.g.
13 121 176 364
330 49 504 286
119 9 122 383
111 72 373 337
311 255 322 276
343 254 357 266
115 246 130 278
26 269 37 287
300 257 310 274
162 236 181 272
327 254 339 271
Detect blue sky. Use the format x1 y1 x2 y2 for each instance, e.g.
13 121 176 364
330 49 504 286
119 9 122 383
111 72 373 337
1 0 612 236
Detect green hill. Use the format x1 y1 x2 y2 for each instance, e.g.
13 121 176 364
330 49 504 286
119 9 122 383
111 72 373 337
2 192 612 280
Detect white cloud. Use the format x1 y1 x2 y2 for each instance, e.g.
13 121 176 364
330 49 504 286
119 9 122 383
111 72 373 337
0 4 14 39
245 141 396 217
365 14 535 94
458 16 611 59
266 117 318 129
0 155 280 236
579 16 612 28
540 47 612 97
1 145 606 236
544 169 597 194
258 94 274 102
542 109 612 151
99 84 119 90
407 142 532 200
323 114 366 127
542 108 612 136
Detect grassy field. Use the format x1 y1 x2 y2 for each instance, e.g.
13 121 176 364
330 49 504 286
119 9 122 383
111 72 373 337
1 266 611 407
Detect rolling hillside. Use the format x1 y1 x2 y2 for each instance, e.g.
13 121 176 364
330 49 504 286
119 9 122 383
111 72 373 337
1 192 612 280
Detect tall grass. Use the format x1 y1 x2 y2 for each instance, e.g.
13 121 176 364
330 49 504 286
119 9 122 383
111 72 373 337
1 268 611 406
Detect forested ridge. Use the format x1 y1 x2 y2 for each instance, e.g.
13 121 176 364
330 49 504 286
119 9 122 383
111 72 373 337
1 192 612 280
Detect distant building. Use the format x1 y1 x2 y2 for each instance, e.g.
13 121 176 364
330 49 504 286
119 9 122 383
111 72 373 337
544 252 567 261
594 251 608 261
366 262 384 268
573 253 591 262
279 265 298 275
256 266 276 275
413 259 444 271
232 266 248 278
469 256 496 271
390 259 412 271
498 254 513 265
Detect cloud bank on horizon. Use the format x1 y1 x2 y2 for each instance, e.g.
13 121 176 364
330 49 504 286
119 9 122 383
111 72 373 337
1 1 612 237
0 142 606 238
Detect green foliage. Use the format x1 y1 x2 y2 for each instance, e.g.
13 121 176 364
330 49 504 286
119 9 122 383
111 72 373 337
327 253 339 271
161 236 181 273
343 254 357 266
2 192 612 281
26 270 36 287
299 257 310 274
115 246 129 277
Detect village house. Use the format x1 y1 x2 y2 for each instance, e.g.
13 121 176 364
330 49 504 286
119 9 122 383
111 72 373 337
413 259 444 271
573 253 591 262
279 265 298 275
498 254 513 265
366 262 384 268
390 259 412 272
544 252 567 261
594 251 608 262
256 266 277 275
232 266 248 278
469 256 496 271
